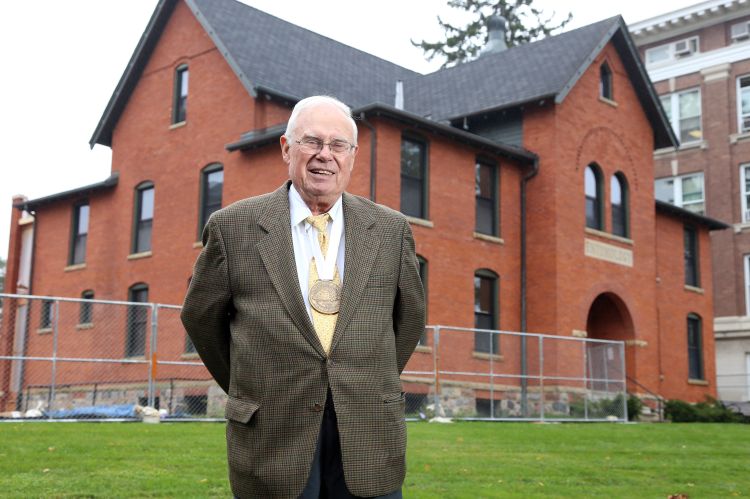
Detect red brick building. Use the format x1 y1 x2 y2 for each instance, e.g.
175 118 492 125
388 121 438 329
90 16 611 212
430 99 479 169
630 0 750 405
2 0 729 414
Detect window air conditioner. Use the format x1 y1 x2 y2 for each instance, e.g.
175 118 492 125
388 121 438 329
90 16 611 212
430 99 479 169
674 40 693 56
732 22 750 41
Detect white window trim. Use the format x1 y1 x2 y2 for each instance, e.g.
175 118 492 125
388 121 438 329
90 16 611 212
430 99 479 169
737 75 750 134
646 36 699 67
745 254 750 316
742 165 750 223
655 172 705 213
662 88 702 145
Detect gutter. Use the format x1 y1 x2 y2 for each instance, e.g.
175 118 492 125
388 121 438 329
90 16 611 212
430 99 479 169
519 155 540 417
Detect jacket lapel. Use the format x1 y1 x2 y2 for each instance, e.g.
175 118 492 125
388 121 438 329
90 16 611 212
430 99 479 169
330 193 379 352
256 183 325 357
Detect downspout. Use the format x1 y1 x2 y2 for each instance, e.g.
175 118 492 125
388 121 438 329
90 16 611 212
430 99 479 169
520 155 539 417
14 204 37 411
359 112 377 202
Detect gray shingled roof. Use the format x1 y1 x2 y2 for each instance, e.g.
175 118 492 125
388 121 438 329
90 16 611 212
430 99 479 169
402 17 619 121
189 0 418 108
91 0 675 149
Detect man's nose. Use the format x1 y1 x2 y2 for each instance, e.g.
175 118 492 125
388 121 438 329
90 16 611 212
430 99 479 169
315 144 335 159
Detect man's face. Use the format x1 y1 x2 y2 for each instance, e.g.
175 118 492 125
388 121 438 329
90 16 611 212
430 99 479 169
281 103 358 211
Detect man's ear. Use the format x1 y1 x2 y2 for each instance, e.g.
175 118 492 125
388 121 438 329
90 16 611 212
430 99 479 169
280 135 290 162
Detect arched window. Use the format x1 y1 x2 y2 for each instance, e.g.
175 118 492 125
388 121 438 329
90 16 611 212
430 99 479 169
132 181 154 254
126 283 149 358
600 63 613 100
474 269 499 354
611 173 629 238
585 165 603 230
687 313 704 380
79 290 94 325
198 163 224 237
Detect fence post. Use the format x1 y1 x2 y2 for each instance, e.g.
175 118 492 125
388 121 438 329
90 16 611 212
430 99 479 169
49 299 60 419
489 330 495 419
147 304 158 409
433 326 441 417
583 341 589 421
539 335 544 421
620 342 628 422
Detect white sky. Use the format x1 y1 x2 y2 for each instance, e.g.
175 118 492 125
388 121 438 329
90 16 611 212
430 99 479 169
0 0 699 260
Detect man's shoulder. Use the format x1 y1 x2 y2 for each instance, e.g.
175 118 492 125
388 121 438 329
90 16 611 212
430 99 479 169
210 187 285 225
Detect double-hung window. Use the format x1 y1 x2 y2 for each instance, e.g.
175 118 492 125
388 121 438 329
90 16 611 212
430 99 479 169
172 65 188 124
126 284 149 357
69 203 89 265
684 225 699 288
417 256 428 346
474 270 498 354
198 164 223 236
660 89 702 144
687 314 704 380
737 76 750 134
585 165 603 230
400 137 428 219
132 183 154 254
475 160 498 236
80 290 94 325
741 165 750 223
654 173 704 215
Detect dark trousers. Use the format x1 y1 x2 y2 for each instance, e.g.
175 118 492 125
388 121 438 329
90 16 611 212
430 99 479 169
298 391 403 499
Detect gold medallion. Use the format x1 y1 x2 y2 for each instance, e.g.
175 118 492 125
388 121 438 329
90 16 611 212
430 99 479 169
309 280 341 314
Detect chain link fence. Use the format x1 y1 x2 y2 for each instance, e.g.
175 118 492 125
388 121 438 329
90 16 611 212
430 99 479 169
1 294 626 422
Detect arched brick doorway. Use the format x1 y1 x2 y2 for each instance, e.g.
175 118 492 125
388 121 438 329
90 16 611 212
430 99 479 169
585 293 635 392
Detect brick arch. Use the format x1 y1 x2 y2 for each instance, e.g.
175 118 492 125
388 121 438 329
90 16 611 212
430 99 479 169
575 126 639 191
586 292 636 386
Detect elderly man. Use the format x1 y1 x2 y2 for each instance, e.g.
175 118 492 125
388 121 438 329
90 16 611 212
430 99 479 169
181 95 426 499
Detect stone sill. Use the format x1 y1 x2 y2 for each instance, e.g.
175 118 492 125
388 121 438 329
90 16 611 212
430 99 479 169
406 216 434 228
653 140 706 157
76 323 94 330
688 378 709 386
127 251 153 261
473 232 504 245
733 222 750 234
684 285 704 295
193 241 204 249
37 328 52 335
181 353 200 360
599 96 618 108
414 345 432 354
584 227 633 245
472 352 504 362
169 121 186 130
64 263 87 272
729 131 750 144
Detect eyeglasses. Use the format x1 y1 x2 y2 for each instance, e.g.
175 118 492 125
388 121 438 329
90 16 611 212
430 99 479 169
295 136 355 155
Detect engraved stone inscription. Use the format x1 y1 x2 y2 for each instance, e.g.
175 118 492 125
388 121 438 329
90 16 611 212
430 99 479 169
584 239 633 267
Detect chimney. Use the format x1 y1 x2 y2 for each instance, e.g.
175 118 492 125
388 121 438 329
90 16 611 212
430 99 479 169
481 13 508 56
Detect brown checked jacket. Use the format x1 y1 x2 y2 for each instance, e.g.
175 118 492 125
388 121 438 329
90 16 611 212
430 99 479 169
181 182 426 498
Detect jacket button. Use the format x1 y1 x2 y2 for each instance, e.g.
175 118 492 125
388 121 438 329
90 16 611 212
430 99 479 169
312 403 323 412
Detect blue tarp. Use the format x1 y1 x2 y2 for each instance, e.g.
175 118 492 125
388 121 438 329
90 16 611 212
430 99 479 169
46 404 138 419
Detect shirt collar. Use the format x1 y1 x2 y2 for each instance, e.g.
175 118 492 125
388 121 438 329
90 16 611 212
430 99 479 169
288 185 343 228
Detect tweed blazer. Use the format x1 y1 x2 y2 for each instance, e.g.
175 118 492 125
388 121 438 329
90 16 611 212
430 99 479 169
181 182 426 499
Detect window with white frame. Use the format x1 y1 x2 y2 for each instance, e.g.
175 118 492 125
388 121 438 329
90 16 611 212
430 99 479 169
731 20 750 43
744 254 750 316
654 172 705 215
741 165 750 223
645 37 699 66
737 76 750 134
660 89 702 144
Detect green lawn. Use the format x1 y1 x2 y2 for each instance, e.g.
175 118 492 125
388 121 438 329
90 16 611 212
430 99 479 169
0 422 747 498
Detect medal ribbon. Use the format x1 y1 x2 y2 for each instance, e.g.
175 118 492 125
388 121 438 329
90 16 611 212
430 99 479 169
307 213 342 282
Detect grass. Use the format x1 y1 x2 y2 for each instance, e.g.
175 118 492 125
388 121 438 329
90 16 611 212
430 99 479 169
0 421 747 498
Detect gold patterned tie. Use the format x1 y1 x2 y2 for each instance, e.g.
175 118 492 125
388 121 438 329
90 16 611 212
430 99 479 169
306 213 340 354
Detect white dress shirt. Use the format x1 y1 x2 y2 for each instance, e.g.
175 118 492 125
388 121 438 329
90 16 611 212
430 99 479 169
289 185 346 321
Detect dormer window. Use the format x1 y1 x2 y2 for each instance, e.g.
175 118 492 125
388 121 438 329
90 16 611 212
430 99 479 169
600 63 613 101
645 37 699 66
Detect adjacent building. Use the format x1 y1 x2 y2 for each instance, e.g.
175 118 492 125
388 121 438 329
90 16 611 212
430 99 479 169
1 0 729 416
631 0 750 405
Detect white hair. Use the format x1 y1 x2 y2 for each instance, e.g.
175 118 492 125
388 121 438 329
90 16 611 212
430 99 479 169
284 95 358 143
